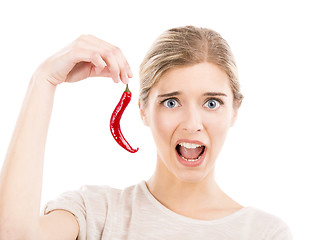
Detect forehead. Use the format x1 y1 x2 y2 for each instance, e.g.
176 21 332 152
152 62 232 96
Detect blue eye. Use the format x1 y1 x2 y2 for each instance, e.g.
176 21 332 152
204 99 222 109
163 98 180 108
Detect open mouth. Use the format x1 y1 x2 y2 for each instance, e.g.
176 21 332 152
176 142 206 162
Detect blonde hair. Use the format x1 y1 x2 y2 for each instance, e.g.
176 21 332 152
139 25 244 108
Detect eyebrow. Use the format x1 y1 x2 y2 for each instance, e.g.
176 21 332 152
203 92 228 97
157 91 181 98
157 91 227 98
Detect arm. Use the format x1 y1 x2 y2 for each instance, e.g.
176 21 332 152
0 76 62 239
0 35 133 240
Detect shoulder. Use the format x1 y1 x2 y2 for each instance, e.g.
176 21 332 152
77 181 143 204
78 184 121 196
244 207 293 239
43 184 120 214
43 182 144 240
51 180 142 200
43 182 141 221
73 183 137 205
245 207 284 222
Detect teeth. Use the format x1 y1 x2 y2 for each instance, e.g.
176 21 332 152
179 142 202 149
180 154 202 162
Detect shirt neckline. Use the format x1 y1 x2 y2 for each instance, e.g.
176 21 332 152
139 180 252 225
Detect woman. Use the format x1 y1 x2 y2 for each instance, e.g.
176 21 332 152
0 26 292 239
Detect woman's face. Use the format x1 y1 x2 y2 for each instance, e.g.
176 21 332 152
141 62 239 183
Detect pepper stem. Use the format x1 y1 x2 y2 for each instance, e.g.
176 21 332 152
125 84 130 93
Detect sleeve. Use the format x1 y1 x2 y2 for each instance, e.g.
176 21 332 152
43 187 87 240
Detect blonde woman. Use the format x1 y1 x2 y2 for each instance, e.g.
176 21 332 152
0 26 293 239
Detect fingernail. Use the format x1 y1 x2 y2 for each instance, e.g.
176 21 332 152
113 76 119 83
129 69 133 78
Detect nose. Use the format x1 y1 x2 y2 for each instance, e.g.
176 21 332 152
181 104 204 133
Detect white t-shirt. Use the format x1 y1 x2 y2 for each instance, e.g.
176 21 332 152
43 180 293 240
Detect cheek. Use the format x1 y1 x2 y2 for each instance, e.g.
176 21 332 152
205 112 231 133
151 109 178 147
205 112 232 151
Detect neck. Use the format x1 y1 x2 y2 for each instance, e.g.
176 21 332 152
146 158 228 214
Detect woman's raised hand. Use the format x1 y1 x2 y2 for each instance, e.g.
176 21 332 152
0 34 135 240
34 34 133 86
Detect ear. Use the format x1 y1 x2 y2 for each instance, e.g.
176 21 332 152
138 99 149 126
230 109 238 127
230 100 241 127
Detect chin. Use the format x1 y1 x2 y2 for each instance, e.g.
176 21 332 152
170 150 214 184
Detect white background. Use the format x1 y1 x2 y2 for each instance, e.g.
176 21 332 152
0 0 333 239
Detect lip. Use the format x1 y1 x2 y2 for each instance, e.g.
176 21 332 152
175 139 207 168
175 139 206 147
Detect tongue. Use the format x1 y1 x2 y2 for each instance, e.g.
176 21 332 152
179 146 204 159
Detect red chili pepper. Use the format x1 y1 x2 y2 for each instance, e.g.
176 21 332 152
110 84 139 153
